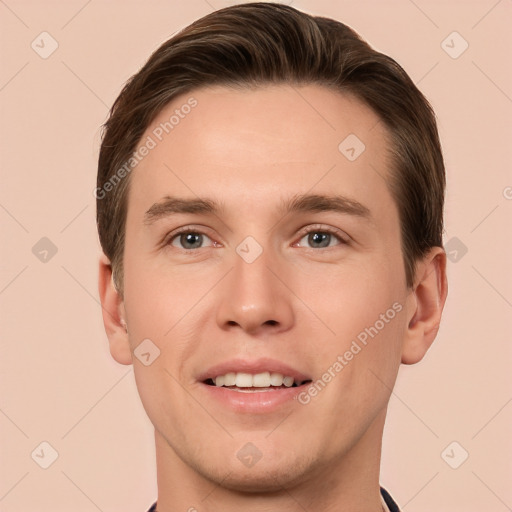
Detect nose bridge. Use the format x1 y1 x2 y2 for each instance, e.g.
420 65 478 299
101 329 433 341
233 246 275 304
216 241 294 334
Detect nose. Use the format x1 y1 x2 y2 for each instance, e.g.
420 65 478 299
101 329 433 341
216 246 295 336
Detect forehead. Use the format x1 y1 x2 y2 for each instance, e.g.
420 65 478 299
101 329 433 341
127 84 396 226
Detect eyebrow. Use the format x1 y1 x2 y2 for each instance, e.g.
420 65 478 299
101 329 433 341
143 193 372 225
144 196 220 225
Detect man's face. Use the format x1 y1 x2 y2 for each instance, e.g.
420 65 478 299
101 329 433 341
120 84 411 490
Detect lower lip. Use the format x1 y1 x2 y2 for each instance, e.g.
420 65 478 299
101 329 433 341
199 382 307 413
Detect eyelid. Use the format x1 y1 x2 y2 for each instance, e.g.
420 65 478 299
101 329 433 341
162 223 351 251
162 225 219 249
293 224 351 246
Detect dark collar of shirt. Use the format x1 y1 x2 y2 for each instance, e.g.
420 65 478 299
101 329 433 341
145 486 401 511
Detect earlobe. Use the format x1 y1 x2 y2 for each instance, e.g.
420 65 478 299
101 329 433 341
98 253 133 365
401 247 448 365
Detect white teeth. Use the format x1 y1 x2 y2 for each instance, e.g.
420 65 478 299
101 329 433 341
212 371 299 388
270 372 284 386
235 373 253 387
224 372 236 386
283 376 294 387
253 372 271 387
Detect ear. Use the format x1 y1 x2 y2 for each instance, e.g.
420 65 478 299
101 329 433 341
401 246 448 365
98 253 133 365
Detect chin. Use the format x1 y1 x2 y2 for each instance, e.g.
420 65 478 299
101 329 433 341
195 453 316 493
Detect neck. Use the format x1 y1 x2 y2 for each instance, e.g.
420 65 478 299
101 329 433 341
154 408 387 512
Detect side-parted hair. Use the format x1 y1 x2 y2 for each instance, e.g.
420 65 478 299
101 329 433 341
97 2 445 296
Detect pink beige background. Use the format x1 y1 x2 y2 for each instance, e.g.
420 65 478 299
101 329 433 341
1 1 511 511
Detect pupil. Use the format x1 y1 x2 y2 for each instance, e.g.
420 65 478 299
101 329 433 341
309 232 329 248
181 233 202 249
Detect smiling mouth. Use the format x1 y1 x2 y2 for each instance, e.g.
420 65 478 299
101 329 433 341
203 371 312 392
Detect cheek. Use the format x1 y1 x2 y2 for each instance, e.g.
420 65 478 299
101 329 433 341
293 257 407 412
122 244 204 340
293 256 404 339
130 359 195 453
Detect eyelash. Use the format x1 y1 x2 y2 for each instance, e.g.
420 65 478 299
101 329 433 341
295 225 350 248
164 224 350 251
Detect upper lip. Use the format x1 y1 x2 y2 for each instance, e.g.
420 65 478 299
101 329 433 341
197 357 312 383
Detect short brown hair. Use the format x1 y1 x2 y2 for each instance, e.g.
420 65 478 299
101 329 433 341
97 2 445 296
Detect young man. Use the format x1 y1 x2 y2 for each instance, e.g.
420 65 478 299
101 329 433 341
96 3 448 511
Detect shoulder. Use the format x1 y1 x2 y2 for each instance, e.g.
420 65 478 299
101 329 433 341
380 486 401 512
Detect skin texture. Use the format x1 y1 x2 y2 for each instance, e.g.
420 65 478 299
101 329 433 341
98 84 448 512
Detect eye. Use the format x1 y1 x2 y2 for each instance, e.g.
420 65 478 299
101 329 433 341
168 230 215 250
295 227 348 249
